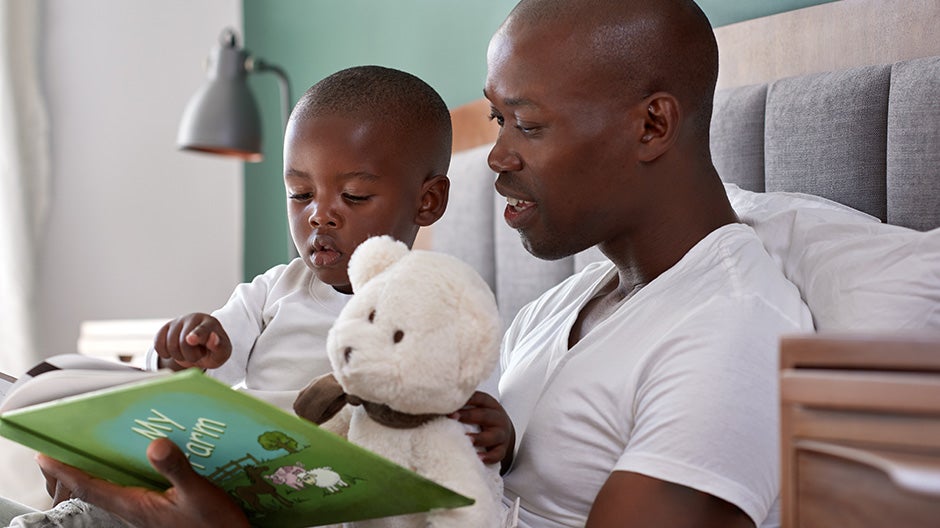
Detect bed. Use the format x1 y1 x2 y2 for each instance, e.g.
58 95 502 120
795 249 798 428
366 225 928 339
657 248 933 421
435 55 940 527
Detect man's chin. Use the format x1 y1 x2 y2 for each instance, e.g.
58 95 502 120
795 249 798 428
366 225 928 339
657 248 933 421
520 235 578 262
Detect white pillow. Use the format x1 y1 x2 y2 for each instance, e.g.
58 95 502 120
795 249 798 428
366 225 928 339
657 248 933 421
725 182 880 226
725 183 940 332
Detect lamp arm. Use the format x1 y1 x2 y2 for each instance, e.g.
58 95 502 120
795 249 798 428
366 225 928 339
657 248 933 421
245 56 296 259
246 57 292 132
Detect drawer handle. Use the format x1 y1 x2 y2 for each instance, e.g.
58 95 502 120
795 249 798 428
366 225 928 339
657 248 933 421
798 440 940 497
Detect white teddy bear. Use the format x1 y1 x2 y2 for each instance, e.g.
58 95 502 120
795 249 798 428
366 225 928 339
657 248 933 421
295 235 512 528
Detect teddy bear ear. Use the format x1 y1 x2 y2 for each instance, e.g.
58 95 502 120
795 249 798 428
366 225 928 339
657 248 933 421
348 235 410 292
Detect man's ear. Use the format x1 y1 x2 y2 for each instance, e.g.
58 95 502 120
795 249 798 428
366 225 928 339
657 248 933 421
637 92 680 163
415 174 450 226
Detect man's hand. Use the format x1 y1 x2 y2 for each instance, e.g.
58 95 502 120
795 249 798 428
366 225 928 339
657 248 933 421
36 438 250 528
153 313 232 370
40 469 73 506
450 391 515 473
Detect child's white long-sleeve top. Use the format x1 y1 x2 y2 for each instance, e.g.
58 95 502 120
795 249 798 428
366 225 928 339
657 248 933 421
146 258 351 411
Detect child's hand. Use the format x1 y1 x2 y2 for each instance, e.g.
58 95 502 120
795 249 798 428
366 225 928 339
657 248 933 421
451 391 516 472
153 313 232 370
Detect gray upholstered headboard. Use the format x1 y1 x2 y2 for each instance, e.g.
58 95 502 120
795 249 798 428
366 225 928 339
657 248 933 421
435 55 940 329
711 55 940 230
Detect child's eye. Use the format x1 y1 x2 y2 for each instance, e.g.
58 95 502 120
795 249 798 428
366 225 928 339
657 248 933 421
343 193 370 203
488 110 505 127
288 192 312 201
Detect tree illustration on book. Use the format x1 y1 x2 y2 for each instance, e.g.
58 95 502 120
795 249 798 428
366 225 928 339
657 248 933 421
258 430 301 454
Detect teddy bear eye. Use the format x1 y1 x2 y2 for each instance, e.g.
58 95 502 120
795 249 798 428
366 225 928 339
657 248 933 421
393 330 404 343
368 310 376 323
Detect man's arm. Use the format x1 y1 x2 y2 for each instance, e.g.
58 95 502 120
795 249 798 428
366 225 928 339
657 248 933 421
587 471 754 528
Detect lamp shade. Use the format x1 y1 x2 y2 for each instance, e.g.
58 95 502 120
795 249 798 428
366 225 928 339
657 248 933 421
177 29 263 161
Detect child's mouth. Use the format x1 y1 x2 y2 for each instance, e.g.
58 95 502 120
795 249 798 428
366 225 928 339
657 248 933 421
312 237 342 267
312 249 341 267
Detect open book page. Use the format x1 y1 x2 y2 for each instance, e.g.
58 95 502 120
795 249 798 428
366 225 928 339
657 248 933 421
1 369 170 413
0 354 163 413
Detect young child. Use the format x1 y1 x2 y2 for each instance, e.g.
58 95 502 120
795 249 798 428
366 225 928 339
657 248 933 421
145 65 452 413
0 66 461 527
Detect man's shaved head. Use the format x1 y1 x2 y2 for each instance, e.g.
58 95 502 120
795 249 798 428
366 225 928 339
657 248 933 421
499 0 718 141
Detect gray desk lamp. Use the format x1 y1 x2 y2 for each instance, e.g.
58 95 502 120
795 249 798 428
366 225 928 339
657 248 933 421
177 28 291 161
178 28 298 259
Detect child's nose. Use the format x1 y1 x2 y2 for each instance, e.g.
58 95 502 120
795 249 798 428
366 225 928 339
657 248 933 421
309 203 339 227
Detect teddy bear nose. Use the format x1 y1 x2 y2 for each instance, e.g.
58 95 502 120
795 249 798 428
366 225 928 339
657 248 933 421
344 347 353 362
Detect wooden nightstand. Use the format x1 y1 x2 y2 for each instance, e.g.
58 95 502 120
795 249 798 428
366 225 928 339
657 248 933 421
780 334 940 528
76 318 169 367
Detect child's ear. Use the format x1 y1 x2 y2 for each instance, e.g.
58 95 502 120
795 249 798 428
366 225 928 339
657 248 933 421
414 174 449 226
636 92 680 163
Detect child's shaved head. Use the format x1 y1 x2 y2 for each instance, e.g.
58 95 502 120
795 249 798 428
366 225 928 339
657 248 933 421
290 66 452 175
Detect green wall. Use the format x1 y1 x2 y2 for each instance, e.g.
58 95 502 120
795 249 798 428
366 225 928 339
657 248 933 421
240 0 838 280
698 0 837 27
241 0 514 280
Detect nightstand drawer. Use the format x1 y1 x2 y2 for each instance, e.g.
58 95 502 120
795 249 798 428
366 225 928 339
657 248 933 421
794 441 940 528
779 334 940 528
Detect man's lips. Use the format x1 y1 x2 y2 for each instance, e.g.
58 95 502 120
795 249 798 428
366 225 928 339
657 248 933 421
503 195 536 229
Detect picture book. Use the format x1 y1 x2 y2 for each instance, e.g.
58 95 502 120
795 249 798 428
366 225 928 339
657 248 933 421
0 355 473 527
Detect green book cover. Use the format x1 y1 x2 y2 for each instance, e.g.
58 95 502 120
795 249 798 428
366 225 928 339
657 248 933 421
0 368 473 527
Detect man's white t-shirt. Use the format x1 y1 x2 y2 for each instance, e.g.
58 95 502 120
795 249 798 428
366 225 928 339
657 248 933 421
499 224 813 528
147 259 351 411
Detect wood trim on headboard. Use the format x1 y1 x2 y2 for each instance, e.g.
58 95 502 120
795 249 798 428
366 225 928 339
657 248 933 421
450 98 498 153
714 0 940 89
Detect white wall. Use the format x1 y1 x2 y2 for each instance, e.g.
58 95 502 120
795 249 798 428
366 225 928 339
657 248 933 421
0 0 244 510
38 0 244 356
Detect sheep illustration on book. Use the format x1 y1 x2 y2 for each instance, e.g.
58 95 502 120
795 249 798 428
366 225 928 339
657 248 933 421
264 461 353 495
298 466 350 494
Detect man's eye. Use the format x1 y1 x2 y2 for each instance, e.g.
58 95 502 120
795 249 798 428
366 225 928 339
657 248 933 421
516 122 541 135
488 111 505 127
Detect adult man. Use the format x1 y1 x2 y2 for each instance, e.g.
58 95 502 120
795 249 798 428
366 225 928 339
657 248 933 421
479 1 811 527
28 1 812 527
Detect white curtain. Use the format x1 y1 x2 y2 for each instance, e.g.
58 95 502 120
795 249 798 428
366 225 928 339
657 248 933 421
0 1 49 377
0 2 52 510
